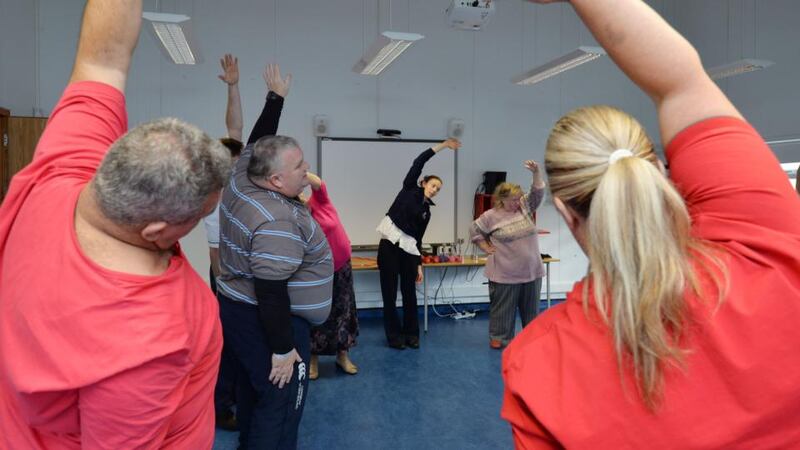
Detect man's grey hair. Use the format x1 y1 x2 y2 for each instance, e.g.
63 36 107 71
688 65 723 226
247 135 300 180
93 117 232 227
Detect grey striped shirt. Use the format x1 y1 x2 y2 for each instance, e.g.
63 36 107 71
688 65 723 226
217 146 333 325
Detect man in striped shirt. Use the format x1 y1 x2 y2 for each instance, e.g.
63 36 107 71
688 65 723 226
217 123 333 446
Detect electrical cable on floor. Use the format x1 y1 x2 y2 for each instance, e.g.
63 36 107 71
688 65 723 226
449 269 457 304
460 242 485 315
444 268 462 315
465 264 480 282
464 242 481 283
431 267 455 318
438 266 476 319
449 269 465 314
428 244 488 319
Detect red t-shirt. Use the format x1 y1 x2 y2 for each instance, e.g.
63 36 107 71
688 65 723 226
0 82 222 449
502 117 800 449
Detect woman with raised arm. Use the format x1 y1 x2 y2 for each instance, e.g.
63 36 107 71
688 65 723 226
304 172 360 379
377 138 460 349
470 160 546 349
502 1 800 448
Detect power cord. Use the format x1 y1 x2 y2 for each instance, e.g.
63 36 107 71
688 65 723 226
430 266 478 320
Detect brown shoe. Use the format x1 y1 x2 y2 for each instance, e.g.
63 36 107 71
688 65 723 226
490 339 503 350
336 352 358 375
309 354 319 380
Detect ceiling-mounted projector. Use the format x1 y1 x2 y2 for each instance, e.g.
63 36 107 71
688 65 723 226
446 0 495 30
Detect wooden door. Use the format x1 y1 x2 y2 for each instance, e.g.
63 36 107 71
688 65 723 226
4 116 48 196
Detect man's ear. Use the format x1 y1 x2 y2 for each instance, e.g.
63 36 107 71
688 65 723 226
140 221 168 243
269 173 283 190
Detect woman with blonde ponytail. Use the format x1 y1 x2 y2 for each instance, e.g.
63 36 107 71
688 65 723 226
503 1 800 448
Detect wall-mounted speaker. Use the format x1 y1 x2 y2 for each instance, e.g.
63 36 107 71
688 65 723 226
313 115 329 137
447 118 465 139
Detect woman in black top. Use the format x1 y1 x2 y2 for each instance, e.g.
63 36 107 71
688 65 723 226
376 138 460 349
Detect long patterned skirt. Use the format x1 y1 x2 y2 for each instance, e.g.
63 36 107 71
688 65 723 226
310 260 359 355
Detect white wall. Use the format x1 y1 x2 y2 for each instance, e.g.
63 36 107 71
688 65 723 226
2 0 799 307
0 0 37 115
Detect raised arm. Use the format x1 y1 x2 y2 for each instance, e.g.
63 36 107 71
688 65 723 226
402 138 461 189
218 54 243 141
247 64 292 145
306 172 322 192
69 0 143 93
305 172 330 210
530 0 741 144
523 160 545 211
433 138 461 154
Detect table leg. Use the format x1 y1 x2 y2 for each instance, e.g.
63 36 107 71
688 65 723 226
423 266 428 332
546 261 551 309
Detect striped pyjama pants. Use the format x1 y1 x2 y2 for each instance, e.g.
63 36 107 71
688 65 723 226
488 278 543 344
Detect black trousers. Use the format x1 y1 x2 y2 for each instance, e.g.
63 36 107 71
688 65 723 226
219 294 311 450
377 239 420 342
210 266 237 414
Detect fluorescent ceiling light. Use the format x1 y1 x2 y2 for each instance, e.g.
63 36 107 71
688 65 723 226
512 46 606 86
142 12 203 65
706 58 774 80
353 31 424 76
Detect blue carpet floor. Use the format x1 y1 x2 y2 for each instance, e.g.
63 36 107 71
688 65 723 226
213 311 516 450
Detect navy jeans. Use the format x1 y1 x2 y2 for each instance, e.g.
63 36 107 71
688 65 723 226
219 294 311 450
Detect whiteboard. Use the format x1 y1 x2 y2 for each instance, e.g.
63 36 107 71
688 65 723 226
318 138 457 247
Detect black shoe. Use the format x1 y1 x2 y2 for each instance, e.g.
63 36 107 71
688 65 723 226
215 410 238 431
405 336 420 349
388 338 406 350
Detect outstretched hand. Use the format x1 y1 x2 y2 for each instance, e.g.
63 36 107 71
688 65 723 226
443 138 461 150
526 159 546 188
306 172 322 190
218 54 239 85
433 138 461 153
264 63 292 98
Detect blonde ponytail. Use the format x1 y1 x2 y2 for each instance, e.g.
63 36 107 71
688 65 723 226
545 105 727 410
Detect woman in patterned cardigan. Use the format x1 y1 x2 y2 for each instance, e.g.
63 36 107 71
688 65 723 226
470 160 546 349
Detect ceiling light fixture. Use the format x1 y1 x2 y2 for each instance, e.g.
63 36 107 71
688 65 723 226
706 58 773 80
512 46 605 85
142 12 203 65
353 31 424 76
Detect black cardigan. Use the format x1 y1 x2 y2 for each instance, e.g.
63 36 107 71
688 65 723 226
385 148 437 256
